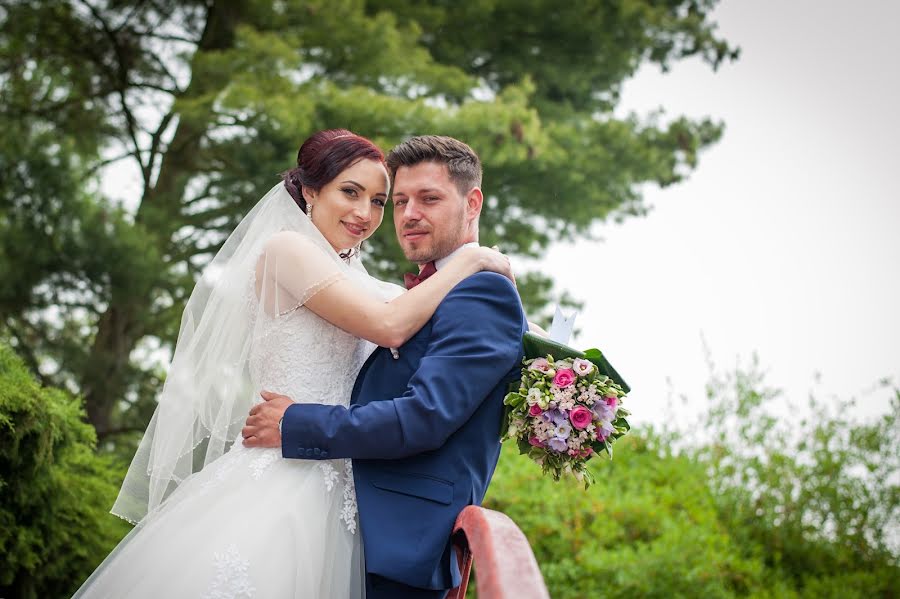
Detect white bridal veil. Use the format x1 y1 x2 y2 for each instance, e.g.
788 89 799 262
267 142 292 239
112 182 372 524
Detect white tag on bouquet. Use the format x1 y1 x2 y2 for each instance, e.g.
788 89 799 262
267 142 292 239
548 304 577 345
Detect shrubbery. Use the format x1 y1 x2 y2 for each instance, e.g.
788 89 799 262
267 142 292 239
2 339 897 598
485 362 899 598
486 436 764 598
0 345 129 598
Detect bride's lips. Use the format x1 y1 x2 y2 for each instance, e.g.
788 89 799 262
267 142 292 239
341 221 368 237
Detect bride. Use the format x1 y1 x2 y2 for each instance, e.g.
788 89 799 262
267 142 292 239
74 129 513 598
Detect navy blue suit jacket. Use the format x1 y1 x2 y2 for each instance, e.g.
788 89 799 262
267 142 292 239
281 272 526 590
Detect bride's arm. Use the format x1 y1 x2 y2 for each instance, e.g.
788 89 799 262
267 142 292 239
262 232 512 348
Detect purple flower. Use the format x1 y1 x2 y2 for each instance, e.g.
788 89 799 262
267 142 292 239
548 437 568 453
592 400 615 422
595 420 615 441
554 421 572 440
541 408 568 426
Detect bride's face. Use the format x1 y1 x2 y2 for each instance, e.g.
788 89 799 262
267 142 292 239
304 159 389 251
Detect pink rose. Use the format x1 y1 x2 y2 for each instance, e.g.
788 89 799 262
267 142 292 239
553 368 576 389
606 395 618 409
568 406 593 430
528 436 544 447
528 404 543 417
580 447 594 458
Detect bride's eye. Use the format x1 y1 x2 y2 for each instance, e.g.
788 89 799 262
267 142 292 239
372 198 386 207
342 188 358 198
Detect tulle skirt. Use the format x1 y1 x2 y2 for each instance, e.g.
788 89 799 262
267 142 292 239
73 443 364 598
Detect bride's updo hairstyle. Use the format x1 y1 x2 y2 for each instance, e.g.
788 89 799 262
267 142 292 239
282 129 385 214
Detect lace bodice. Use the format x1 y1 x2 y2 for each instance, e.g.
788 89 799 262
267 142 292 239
240 267 397 536
249 302 375 406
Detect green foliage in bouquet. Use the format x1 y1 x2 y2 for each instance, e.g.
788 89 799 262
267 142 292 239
0 344 129 599
523 332 631 394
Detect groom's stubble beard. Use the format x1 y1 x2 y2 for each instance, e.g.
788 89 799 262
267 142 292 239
399 199 469 265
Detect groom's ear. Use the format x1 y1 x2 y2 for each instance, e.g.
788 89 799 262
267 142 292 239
465 187 483 222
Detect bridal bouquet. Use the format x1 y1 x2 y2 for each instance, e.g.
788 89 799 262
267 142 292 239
502 333 631 488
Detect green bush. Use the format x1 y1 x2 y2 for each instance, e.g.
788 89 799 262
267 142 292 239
0 344 129 598
486 435 764 598
694 361 899 598
2 335 896 598
484 363 899 598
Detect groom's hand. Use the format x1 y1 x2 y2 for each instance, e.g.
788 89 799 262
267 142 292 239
242 391 293 448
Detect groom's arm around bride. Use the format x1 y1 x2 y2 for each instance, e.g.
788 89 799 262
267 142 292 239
281 269 524 457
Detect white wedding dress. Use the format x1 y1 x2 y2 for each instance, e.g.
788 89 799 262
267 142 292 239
74 185 401 598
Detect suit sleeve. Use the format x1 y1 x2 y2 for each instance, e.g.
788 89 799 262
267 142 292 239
280 272 524 460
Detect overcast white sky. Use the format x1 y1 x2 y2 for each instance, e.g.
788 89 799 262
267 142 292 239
544 0 900 428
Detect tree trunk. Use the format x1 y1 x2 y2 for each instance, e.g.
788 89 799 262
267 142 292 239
81 302 142 436
81 1 248 434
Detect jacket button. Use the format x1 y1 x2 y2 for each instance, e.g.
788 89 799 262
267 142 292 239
305 448 314 457
320 451 329 458
313 448 321 456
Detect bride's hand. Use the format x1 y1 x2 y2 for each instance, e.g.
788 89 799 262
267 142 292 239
458 245 515 284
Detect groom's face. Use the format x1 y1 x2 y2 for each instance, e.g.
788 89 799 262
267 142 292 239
392 162 472 264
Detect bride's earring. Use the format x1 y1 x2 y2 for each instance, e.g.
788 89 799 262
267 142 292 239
306 203 314 220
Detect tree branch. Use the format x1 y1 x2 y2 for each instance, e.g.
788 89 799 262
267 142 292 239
83 150 142 179
77 0 150 187
110 1 144 34
138 31 203 45
141 50 186 93
129 81 181 95
147 109 176 186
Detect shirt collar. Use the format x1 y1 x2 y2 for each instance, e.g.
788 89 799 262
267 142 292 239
434 241 479 271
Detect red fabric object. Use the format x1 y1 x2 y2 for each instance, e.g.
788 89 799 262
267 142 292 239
403 261 438 290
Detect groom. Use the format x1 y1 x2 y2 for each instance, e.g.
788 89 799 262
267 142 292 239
244 135 526 598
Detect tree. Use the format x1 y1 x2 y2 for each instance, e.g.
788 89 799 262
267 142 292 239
693 358 900 594
0 0 737 439
0 343 130 598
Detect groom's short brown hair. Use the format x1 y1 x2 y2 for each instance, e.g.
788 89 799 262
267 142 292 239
386 135 482 196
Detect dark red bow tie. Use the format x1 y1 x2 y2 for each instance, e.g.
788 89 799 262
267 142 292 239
404 261 437 290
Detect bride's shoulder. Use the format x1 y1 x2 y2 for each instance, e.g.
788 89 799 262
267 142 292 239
262 230 325 259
